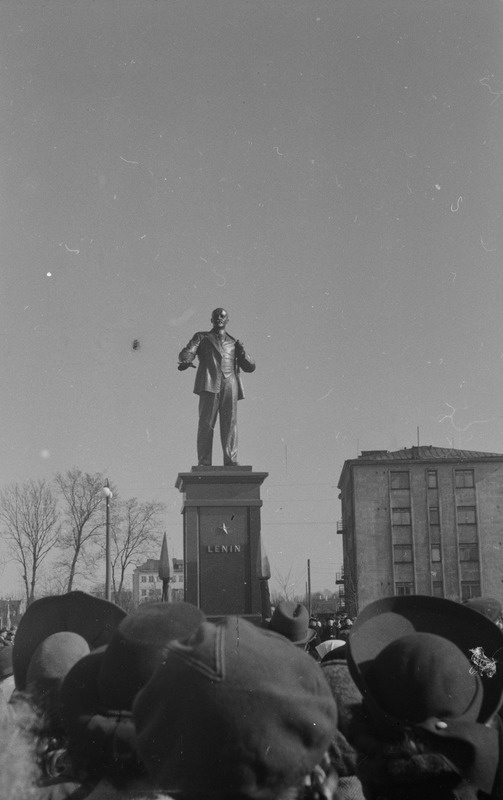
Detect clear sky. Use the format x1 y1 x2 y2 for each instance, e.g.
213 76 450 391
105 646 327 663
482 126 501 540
1 0 502 599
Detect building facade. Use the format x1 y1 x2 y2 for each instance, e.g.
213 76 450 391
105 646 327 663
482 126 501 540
338 446 503 616
132 557 185 606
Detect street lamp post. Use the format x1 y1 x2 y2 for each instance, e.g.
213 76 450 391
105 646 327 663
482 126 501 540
103 479 113 602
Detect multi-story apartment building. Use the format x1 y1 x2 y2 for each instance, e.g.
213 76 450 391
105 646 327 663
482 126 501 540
338 446 503 616
132 557 185 606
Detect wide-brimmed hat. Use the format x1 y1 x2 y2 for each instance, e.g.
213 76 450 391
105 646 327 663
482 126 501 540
267 601 316 645
348 595 503 726
13 591 126 690
59 602 205 778
347 595 503 795
133 616 338 799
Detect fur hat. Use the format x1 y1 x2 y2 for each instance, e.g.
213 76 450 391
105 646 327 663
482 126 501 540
13 591 126 690
321 661 362 740
267 601 316 645
133 616 338 799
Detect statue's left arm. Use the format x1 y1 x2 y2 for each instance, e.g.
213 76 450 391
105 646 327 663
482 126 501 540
235 340 256 373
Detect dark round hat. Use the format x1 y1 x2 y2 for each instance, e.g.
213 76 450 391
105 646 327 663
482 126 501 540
59 602 205 776
134 616 338 798
347 594 503 726
13 591 126 690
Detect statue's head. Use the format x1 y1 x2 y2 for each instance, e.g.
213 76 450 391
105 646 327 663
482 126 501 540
211 308 229 329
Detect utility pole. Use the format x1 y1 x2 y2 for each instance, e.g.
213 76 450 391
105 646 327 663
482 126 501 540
103 479 113 602
307 558 311 617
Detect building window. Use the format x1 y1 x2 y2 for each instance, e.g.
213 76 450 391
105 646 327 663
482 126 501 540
427 470 438 489
432 581 444 597
393 544 413 563
429 506 440 526
148 575 155 583
390 471 410 489
431 545 442 562
141 589 147 596
392 508 411 526
141 576 147 583
395 582 414 596
457 506 476 525
461 581 481 601
459 543 479 562
455 469 474 488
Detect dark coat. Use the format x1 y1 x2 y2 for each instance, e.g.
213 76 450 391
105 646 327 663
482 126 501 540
179 330 255 399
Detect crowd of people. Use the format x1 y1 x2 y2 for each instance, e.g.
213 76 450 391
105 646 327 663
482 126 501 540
0 626 16 646
1 589 503 799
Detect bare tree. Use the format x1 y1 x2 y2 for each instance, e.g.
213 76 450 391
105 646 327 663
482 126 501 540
54 468 108 592
107 498 166 599
38 572 69 597
0 479 60 605
271 567 303 604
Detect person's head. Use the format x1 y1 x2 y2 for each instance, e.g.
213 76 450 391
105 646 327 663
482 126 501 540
267 601 317 649
211 308 229 329
25 631 90 727
347 594 503 799
13 590 126 691
133 616 338 800
60 602 205 785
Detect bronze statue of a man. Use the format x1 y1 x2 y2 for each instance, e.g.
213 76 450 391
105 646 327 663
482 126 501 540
178 308 256 466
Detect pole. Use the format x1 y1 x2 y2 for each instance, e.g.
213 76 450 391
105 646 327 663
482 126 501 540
307 558 311 617
104 479 112 602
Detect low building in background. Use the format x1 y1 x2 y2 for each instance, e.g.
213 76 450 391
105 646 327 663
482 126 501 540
338 446 503 616
132 557 184 606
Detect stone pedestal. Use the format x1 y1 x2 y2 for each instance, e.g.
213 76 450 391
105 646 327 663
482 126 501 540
175 466 268 620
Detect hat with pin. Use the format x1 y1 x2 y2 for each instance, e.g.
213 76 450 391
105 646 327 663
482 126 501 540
347 595 503 796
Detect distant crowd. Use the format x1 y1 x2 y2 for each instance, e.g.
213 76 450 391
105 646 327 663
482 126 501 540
0 626 16 646
1 591 503 799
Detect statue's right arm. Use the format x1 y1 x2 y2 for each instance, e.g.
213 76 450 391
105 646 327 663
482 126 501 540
178 332 202 370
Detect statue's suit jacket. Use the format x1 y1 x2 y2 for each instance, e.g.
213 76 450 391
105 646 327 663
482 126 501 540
179 330 255 400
